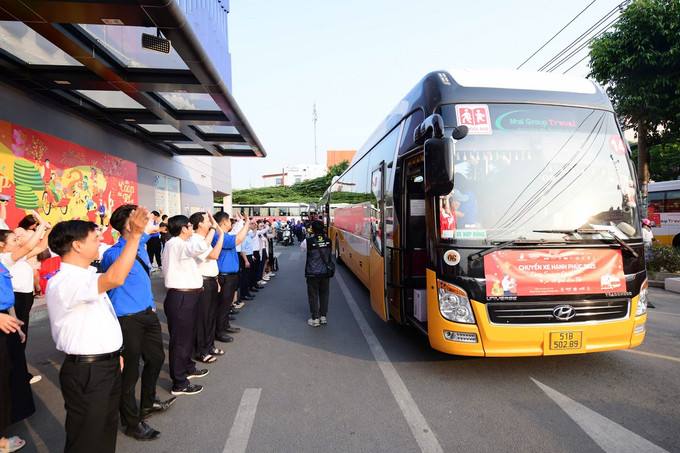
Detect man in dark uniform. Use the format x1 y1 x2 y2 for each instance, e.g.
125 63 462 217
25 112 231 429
300 220 333 327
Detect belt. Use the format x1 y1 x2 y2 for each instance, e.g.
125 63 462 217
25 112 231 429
202 276 218 281
218 272 238 276
122 306 155 317
168 288 204 292
65 348 123 363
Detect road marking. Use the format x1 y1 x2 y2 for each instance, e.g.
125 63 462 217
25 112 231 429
622 349 680 363
531 378 668 453
336 271 444 453
223 388 262 453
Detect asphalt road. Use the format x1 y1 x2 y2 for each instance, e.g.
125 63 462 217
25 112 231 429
11 243 680 453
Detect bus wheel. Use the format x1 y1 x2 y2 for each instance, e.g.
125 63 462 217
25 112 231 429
335 238 343 264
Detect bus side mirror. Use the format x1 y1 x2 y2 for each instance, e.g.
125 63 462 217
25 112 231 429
424 137 454 196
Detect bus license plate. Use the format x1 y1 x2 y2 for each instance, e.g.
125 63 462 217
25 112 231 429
550 331 582 350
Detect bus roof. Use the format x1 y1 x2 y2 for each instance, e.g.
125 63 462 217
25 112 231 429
350 69 613 167
648 180 680 191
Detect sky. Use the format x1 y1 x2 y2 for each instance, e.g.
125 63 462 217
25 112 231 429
227 0 625 190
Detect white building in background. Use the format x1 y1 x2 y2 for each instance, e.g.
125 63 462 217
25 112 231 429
262 164 327 187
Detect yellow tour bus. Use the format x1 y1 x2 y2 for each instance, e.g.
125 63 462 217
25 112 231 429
320 69 648 357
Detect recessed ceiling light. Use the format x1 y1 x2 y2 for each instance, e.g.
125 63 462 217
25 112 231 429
124 118 135 122
102 19 124 25
54 80 71 85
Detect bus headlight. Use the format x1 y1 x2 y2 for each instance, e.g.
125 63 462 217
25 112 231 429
636 279 648 316
437 280 475 324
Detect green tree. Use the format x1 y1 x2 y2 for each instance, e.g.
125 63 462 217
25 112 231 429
232 160 352 204
588 0 680 190
631 141 680 181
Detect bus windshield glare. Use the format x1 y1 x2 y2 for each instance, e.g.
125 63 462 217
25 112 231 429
438 104 641 243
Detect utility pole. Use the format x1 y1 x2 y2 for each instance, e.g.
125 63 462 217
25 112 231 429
312 102 318 165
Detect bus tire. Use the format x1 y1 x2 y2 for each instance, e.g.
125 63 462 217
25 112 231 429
335 238 343 264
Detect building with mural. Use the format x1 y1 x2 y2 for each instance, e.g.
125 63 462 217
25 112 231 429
0 0 265 243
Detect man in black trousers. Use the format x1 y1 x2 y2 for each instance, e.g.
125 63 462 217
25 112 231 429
146 210 162 269
101 205 177 441
162 214 216 395
46 208 151 453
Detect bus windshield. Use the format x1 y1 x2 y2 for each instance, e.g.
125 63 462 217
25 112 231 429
438 104 640 243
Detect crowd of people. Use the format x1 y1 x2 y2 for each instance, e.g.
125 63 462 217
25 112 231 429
0 203 283 453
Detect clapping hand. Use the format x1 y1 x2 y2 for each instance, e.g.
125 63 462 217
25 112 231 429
130 207 151 237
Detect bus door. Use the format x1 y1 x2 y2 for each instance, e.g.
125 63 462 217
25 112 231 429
369 161 389 321
401 155 428 329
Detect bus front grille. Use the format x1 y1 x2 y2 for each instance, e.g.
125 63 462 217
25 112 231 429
487 299 630 325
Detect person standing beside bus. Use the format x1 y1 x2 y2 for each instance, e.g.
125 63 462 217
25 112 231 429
301 220 333 327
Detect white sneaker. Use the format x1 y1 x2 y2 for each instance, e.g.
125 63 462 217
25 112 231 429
262 277 270 281
257 280 268 285
319 316 327 325
308 318 320 327
29 375 42 385
267 273 276 277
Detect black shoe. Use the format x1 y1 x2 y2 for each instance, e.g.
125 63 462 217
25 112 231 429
229 315 237 321
242 295 255 300
249 288 259 292
216 333 234 343
230 308 241 314
125 421 161 441
171 383 203 395
225 326 241 334
253 285 265 289
188 369 209 379
140 397 177 418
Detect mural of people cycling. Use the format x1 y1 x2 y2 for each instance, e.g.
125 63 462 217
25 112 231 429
0 119 138 244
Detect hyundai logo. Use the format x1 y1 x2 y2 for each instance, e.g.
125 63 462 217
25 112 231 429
553 305 576 321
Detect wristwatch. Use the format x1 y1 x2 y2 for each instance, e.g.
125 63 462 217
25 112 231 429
209 226 216 231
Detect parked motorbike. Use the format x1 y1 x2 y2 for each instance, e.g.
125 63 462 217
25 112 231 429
282 226 292 246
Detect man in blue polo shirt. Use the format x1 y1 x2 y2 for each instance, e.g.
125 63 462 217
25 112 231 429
213 211 249 343
101 205 176 442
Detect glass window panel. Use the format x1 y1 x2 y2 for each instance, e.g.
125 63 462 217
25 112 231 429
648 191 665 213
78 24 188 70
77 90 145 109
159 92 220 111
172 143 203 149
666 190 680 212
196 125 239 134
137 124 180 133
0 21 82 66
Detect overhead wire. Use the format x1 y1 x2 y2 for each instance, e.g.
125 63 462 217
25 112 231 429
516 0 597 70
547 16 620 73
537 2 625 72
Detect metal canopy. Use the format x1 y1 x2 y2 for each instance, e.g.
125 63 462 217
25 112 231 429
0 0 266 158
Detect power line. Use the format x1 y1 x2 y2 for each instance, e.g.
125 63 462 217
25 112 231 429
538 2 625 72
547 16 619 73
517 0 597 70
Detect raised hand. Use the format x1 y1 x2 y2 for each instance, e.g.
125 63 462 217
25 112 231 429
129 207 151 236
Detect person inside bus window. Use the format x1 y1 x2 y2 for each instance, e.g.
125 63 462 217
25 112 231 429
641 219 654 246
439 189 468 238
454 173 478 226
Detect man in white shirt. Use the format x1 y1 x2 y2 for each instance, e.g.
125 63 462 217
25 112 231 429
187 211 223 363
162 215 216 395
46 207 151 453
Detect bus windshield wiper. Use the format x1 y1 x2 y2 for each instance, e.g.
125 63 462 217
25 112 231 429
533 228 638 258
468 238 564 261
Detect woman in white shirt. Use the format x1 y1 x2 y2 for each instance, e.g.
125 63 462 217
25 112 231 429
0 212 51 351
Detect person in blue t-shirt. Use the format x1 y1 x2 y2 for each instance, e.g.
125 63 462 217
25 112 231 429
213 211 249 343
101 205 176 441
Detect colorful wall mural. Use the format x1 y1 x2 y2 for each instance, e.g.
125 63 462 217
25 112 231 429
0 119 138 244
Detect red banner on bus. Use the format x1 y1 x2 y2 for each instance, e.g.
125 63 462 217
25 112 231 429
484 249 625 298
